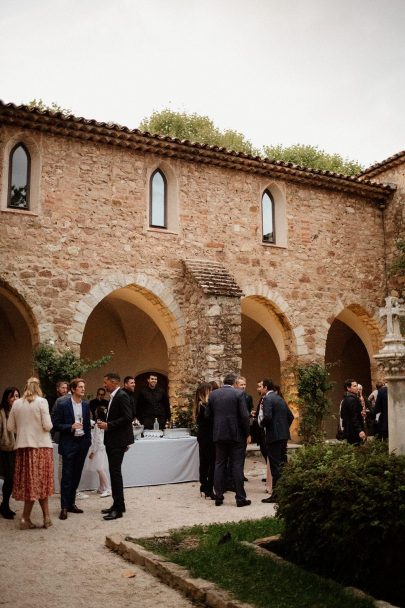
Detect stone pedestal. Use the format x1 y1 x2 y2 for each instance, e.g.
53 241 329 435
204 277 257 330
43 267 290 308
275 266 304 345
375 297 405 455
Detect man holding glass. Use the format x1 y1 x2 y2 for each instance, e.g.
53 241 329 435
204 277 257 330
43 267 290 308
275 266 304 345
52 378 91 520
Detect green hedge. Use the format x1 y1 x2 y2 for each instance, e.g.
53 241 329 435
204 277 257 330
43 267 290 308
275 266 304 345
275 441 405 606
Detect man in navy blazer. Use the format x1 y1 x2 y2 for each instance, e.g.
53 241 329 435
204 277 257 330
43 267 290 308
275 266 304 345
97 372 134 520
52 378 91 520
260 378 294 503
206 372 251 507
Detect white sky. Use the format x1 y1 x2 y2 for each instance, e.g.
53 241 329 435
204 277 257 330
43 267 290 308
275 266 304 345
1 0 404 167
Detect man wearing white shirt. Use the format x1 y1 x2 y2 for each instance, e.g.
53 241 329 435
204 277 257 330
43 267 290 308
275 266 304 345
52 378 91 520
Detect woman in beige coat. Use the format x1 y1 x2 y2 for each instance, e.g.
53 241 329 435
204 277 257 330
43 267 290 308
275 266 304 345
7 377 54 529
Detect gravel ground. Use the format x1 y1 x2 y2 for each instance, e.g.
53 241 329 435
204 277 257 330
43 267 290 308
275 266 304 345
1 454 276 608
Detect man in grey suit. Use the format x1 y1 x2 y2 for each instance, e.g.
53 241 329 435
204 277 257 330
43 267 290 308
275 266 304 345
260 378 294 503
206 372 251 507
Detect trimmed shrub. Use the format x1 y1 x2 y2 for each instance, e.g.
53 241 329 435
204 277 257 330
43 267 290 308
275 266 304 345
276 441 405 606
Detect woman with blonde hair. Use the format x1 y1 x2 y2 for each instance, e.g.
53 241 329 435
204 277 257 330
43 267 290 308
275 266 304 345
7 377 54 529
194 382 215 499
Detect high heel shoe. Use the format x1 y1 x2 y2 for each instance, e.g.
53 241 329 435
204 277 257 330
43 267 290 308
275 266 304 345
19 518 37 530
43 517 53 529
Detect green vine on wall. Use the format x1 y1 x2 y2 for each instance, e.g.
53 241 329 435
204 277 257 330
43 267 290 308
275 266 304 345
296 362 334 445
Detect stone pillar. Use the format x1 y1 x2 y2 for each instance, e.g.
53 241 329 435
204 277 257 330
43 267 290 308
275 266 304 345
181 259 243 392
374 296 405 454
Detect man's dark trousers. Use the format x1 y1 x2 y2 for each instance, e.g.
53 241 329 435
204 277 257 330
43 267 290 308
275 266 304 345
266 439 287 489
214 440 246 503
106 446 126 513
60 438 89 508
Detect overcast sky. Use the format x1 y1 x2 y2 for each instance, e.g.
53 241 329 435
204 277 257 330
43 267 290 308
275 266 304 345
1 0 404 167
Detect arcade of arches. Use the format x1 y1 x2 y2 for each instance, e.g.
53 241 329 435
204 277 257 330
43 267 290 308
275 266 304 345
0 278 384 440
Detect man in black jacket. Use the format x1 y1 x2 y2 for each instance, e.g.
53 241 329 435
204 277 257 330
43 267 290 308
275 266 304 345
97 372 134 520
206 372 251 507
341 379 366 446
260 378 294 503
136 373 171 429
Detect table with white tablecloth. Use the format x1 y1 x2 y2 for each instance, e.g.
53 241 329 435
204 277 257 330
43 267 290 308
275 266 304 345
53 435 199 491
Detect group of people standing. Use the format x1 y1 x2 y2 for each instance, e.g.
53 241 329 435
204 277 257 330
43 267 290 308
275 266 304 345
0 371 141 529
339 379 388 445
194 372 294 507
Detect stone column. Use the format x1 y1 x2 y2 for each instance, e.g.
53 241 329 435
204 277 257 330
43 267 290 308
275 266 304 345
374 296 405 454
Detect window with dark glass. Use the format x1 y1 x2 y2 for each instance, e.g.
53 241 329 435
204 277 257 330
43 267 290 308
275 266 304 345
8 144 30 209
150 169 167 228
262 190 275 243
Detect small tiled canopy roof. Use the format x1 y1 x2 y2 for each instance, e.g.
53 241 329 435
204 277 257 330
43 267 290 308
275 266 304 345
183 260 243 297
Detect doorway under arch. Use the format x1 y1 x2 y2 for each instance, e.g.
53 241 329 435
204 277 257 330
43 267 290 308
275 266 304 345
0 284 38 390
241 296 292 400
325 318 372 438
81 286 171 398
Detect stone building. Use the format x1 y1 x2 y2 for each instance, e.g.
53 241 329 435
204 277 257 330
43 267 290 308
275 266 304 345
0 101 404 437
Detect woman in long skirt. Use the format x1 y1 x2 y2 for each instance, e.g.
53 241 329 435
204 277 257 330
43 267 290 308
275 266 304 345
7 377 54 529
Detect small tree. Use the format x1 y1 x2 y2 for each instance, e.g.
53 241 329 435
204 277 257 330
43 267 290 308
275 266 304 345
26 98 71 117
139 108 259 155
33 343 112 399
263 143 363 176
296 362 334 444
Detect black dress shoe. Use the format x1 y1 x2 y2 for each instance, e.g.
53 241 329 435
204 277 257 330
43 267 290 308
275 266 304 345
59 508 68 520
67 505 83 513
101 506 114 514
261 496 276 503
215 498 223 506
103 510 122 520
236 499 251 507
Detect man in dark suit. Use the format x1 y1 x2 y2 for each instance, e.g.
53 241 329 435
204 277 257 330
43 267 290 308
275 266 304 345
52 378 92 520
374 384 388 439
123 375 137 421
89 387 109 420
260 378 294 503
97 372 134 520
136 373 171 429
341 379 366 445
206 372 251 507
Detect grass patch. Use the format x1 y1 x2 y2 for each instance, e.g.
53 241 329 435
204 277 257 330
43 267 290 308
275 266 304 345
135 517 374 608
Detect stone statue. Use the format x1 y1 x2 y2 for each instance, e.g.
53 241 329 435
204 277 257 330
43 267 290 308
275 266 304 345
379 296 405 339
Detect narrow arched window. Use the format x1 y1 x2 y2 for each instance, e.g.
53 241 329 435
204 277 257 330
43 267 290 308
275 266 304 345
150 169 167 228
8 143 30 209
262 190 275 243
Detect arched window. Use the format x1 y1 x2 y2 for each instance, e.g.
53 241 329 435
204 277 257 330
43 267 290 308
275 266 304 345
262 190 275 243
149 169 167 228
8 143 30 209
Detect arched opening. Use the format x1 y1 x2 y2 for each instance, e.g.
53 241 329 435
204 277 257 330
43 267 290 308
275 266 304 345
241 295 293 401
81 285 172 399
0 285 37 390
325 316 373 438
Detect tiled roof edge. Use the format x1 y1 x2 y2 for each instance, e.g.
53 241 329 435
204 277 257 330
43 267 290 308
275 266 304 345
358 150 405 178
0 100 396 202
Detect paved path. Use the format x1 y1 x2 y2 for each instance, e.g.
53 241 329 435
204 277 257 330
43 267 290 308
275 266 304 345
1 454 275 608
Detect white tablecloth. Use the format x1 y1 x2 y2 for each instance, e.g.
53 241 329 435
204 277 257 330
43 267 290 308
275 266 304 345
53 436 199 491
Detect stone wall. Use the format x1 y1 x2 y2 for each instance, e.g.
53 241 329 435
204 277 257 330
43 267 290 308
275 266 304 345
0 121 395 412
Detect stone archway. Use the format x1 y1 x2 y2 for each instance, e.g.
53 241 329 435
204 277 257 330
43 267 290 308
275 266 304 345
75 273 185 405
240 286 296 401
324 303 384 438
0 280 39 390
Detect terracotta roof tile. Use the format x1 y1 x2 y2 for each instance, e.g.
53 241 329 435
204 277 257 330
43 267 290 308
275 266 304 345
183 260 243 297
358 151 405 178
0 100 396 203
